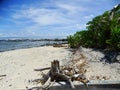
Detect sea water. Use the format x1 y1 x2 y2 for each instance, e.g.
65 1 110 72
0 37 67 52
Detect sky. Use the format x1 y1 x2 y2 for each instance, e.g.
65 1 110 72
0 0 119 38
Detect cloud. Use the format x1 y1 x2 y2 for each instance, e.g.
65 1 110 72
58 4 77 11
0 33 4 36
84 14 94 19
1 0 116 37
12 7 73 26
7 1 92 37
0 32 18 37
11 1 90 26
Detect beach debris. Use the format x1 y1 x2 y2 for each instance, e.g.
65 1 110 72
89 75 111 80
9 84 12 87
34 67 51 71
30 60 89 90
53 43 68 48
0 74 6 77
0 74 6 81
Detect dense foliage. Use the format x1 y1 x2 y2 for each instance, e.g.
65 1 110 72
67 4 120 50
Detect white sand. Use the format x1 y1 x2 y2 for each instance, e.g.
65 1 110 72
74 47 120 81
0 46 72 90
0 46 120 90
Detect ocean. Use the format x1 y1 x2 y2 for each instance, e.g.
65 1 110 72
0 37 67 52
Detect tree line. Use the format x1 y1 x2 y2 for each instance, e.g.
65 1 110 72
67 4 120 51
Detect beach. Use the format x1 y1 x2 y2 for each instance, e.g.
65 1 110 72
0 46 120 90
0 46 72 90
73 47 120 81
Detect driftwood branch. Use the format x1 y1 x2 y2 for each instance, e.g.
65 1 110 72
34 67 51 71
0 74 6 77
31 60 89 90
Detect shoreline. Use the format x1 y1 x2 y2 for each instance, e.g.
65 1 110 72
0 46 72 90
0 42 68 52
0 44 53 53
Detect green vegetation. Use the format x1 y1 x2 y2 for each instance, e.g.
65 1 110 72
67 4 120 51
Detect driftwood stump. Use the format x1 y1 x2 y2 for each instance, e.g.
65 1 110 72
32 60 89 90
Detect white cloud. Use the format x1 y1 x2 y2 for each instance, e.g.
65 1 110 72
84 14 94 19
24 30 36 36
57 3 88 13
12 7 74 26
11 1 90 26
57 4 77 13
75 24 86 29
2 0 104 37
9 2 88 37
0 33 18 37
0 33 4 36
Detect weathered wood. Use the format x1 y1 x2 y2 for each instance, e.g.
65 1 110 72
40 71 51 85
71 73 89 89
31 60 89 90
0 74 6 77
67 79 75 90
42 77 52 89
50 60 60 82
49 60 75 90
54 73 75 90
40 60 75 89
34 67 51 71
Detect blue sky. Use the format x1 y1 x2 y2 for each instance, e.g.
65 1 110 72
0 0 119 38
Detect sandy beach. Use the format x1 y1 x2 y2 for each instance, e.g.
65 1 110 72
0 46 72 90
73 47 120 81
0 46 120 90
